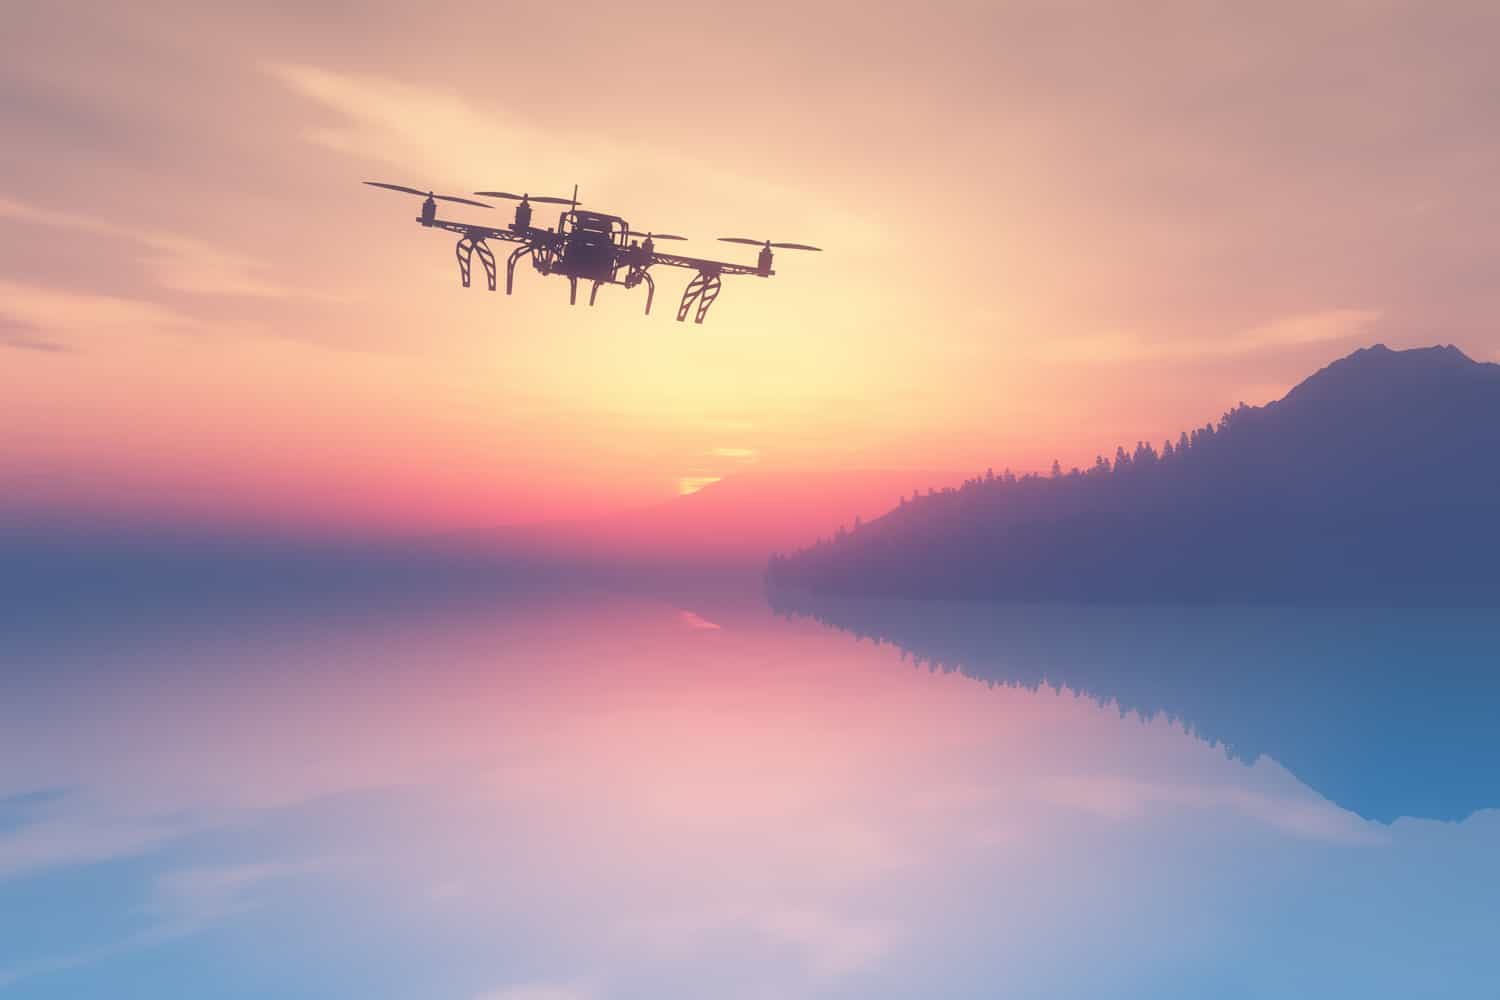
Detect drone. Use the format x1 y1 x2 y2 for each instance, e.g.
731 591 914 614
363 181 821 323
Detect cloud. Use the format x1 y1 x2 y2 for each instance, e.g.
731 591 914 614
475 983 596 1000
0 920 198 991
619 903 898 982
0 278 196 338
0 319 71 354
0 858 319 990
0 812 193 881
677 610 722 630
1039 774 1384 844
753 907 897 979
261 62 887 253
1038 309 1382 364
0 196 293 299
151 860 321 923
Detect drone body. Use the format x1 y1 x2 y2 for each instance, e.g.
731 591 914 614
364 181 820 323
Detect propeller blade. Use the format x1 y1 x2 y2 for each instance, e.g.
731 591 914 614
628 231 687 241
474 191 577 205
434 194 493 209
719 237 822 251
364 181 429 196
366 182 491 209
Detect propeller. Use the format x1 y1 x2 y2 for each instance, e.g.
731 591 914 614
363 181 492 209
473 190 576 205
719 237 822 251
627 231 687 241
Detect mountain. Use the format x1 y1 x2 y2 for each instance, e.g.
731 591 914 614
768 345 1500 604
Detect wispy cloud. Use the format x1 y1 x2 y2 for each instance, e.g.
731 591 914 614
0 278 196 340
1039 774 1384 844
261 62 886 251
621 902 897 983
0 319 71 354
677 610 721 630
151 860 322 923
752 906 897 979
0 857 322 990
0 196 294 299
1040 309 1382 364
0 812 193 881
475 983 597 1000
0 918 199 991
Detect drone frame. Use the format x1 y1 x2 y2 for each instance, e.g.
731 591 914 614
371 184 810 324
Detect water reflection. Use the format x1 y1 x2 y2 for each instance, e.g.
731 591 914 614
1 589 1497 998
768 591 1500 824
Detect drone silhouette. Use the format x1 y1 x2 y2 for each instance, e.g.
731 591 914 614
364 181 821 323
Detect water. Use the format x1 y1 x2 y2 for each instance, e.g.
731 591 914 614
3 587 1497 998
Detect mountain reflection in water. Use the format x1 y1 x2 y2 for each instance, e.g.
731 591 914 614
768 589 1500 824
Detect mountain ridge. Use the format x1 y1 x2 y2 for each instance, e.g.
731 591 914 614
768 344 1500 604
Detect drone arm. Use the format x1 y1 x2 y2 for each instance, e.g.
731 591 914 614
429 218 532 245
649 251 761 277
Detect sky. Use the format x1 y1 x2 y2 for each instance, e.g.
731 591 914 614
5 1 1500 543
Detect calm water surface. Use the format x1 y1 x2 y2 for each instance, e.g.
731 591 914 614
3 587 1497 998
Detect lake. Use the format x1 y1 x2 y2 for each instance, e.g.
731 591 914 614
3 585 1497 998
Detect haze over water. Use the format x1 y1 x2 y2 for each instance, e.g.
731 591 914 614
4 588 1496 999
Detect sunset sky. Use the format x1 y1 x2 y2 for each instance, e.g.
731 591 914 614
6 2 1500 542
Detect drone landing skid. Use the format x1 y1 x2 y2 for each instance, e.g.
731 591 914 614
677 272 722 324
455 237 497 291
505 245 533 294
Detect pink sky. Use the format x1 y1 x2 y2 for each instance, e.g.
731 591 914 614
5 2 1500 541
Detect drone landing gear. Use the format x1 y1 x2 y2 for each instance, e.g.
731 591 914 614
568 276 578 305
505 245 534 294
589 281 605 306
677 271 721 324
455 236 497 291
623 268 656 315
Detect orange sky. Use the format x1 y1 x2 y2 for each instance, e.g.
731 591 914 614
5 3 1500 541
